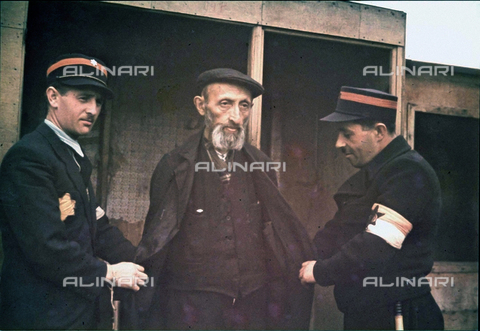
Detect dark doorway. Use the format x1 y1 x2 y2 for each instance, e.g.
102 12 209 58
262 32 391 236
414 112 479 262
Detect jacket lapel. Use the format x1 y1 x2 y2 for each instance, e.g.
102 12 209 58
173 129 203 224
37 124 95 227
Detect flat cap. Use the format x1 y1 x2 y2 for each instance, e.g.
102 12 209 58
197 68 264 99
47 53 114 99
321 86 397 123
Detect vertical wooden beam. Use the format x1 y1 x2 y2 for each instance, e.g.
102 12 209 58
390 46 405 136
247 25 265 148
0 1 28 161
406 103 415 149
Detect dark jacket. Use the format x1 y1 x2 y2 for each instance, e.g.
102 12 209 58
313 136 441 314
0 123 136 329
134 129 315 329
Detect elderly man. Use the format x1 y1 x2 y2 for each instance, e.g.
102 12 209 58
135 68 314 330
299 87 444 330
0 54 147 330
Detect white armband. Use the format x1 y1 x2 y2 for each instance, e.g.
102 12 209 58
366 203 413 249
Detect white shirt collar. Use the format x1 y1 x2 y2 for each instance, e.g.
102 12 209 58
44 119 84 157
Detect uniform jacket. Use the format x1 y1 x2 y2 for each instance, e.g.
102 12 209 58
0 123 136 329
313 136 441 314
134 129 315 329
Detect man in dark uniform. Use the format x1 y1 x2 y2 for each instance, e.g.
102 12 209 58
0 54 147 330
135 68 314 330
299 86 444 330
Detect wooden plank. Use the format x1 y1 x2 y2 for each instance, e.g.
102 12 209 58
263 1 360 40
0 25 27 161
263 27 394 49
150 1 262 25
247 26 264 149
105 1 405 47
396 46 405 136
359 3 406 46
406 103 415 149
1 1 28 29
409 104 479 119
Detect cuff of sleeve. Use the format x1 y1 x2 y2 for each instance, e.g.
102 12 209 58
313 260 336 286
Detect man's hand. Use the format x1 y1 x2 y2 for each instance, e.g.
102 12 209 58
106 262 148 291
298 260 317 286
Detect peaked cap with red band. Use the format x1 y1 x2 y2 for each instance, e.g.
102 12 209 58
47 53 114 99
321 86 397 123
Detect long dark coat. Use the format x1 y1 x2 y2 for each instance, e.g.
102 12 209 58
134 129 315 329
0 123 136 329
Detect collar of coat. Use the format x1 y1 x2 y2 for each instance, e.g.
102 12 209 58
364 135 412 181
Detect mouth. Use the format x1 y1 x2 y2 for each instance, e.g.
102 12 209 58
80 119 94 126
223 126 239 133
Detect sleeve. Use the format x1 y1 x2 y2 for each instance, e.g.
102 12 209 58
0 147 107 300
95 209 137 264
312 160 433 286
134 154 176 263
145 154 175 226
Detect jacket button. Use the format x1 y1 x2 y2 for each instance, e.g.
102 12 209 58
226 216 231 221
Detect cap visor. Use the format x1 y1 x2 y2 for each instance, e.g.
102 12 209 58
320 111 364 122
58 77 114 99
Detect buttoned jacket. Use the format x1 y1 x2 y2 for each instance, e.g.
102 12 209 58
0 123 136 329
135 129 315 329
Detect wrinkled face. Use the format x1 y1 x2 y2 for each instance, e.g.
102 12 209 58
46 87 104 139
195 83 253 151
335 122 379 168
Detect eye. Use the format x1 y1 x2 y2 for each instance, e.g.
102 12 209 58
219 100 231 109
240 102 251 110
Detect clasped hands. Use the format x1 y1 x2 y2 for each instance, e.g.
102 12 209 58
106 262 148 291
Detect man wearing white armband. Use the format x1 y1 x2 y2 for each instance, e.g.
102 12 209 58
299 86 444 330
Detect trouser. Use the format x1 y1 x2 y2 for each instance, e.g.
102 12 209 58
344 292 444 330
165 287 268 330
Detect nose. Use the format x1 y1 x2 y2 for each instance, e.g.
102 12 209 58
85 99 101 116
335 134 346 149
228 104 241 124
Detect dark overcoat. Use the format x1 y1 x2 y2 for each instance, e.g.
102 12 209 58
313 136 442 314
134 129 315 329
0 123 136 329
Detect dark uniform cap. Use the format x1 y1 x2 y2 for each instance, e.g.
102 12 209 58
321 86 397 123
196 68 265 99
46 53 114 99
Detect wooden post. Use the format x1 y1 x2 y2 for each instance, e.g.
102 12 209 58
390 46 405 136
247 25 265 149
0 1 29 162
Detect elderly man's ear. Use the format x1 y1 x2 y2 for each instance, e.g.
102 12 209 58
193 96 205 116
